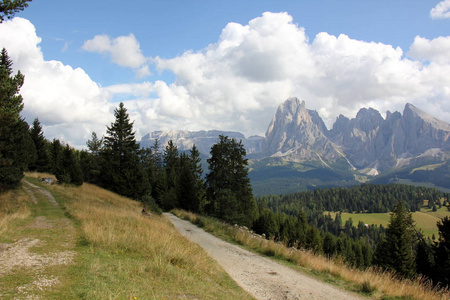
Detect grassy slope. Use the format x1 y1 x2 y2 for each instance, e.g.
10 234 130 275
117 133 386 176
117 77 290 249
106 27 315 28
0 173 253 299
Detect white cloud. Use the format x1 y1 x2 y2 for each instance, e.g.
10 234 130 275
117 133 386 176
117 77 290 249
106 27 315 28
153 12 450 133
0 18 113 148
430 0 450 19
82 34 149 74
2 14 450 149
408 36 450 64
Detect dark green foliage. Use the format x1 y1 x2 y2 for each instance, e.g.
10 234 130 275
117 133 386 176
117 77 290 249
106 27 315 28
29 118 50 172
82 132 103 184
0 48 33 190
55 145 83 186
206 135 257 226
257 183 441 215
0 118 36 189
0 0 32 22
373 201 416 278
0 48 24 124
49 139 63 174
432 217 450 286
141 194 162 215
100 102 150 199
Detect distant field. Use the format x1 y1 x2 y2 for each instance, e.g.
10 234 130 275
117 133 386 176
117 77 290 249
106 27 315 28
327 207 450 238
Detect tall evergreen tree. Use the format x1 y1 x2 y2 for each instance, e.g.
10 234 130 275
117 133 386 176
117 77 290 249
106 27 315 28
100 102 149 199
83 132 103 183
29 118 50 172
206 135 256 226
373 201 416 278
433 216 450 286
55 145 83 186
0 48 31 190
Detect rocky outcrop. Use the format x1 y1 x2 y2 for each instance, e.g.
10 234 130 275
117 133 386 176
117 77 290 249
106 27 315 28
140 98 450 176
263 98 346 164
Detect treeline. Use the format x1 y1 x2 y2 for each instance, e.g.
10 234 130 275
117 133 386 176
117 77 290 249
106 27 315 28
253 206 377 268
254 185 450 288
257 183 446 214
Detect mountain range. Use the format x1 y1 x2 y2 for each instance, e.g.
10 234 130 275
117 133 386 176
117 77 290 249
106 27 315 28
140 98 450 195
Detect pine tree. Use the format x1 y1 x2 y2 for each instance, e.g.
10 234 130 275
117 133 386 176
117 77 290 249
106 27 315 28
373 201 416 278
83 132 103 183
29 118 50 172
0 48 31 190
0 0 32 22
206 135 256 226
55 145 83 185
433 216 450 286
100 102 149 199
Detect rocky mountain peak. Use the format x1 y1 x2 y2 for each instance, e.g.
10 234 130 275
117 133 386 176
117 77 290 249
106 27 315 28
264 98 345 163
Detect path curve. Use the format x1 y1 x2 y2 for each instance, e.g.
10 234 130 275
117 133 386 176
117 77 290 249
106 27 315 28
165 213 363 300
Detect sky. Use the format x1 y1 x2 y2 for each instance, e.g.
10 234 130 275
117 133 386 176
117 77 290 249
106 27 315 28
1 0 450 148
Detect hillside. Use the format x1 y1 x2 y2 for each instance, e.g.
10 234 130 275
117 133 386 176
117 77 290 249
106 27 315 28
0 173 252 299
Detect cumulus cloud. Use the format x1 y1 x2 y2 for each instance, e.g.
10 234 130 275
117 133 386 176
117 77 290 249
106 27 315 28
408 36 450 64
153 12 450 133
82 33 150 74
430 0 450 19
0 18 113 148
2 13 450 148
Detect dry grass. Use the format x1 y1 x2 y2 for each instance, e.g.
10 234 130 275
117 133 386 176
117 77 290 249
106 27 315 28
42 181 253 299
0 188 31 237
174 209 450 300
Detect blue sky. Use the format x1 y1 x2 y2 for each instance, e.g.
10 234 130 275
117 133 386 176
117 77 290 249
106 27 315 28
1 0 450 147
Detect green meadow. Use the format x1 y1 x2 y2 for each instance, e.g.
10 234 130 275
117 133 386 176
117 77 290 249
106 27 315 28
327 207 450 238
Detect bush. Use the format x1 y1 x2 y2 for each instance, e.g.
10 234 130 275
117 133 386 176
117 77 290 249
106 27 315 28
142 195 162 215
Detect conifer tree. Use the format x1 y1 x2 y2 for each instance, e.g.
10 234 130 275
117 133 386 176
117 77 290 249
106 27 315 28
433 216 450 286
0 48 32 189
0 0 32 22
373 201 416 278
83 132 103 183
206 135 256 226
29 118 50 172
55 145 83 185
100 102 149 199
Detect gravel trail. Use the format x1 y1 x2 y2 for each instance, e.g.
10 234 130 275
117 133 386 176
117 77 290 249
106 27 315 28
165 213 363 300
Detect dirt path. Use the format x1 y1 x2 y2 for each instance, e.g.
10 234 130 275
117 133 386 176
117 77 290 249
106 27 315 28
0 179 77 299
165 213 363 300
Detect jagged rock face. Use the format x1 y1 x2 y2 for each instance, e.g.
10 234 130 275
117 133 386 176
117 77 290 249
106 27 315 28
329 107 385 168
140 130 264 155
330 103 450 171
393 104 450 156
264 97 345 163
139 98 450 175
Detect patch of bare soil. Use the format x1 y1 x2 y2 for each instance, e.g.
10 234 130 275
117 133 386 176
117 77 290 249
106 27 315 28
165 213 363 300
0 180 77 299
0 238 76 276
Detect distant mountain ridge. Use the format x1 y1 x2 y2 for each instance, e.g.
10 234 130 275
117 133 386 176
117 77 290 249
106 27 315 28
140 98 450 194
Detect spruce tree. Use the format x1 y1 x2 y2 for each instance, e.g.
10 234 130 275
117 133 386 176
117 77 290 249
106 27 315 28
55 145 83 185
206 135 256 226
100 102 149 199
29 118 50 172
433 216 450 286
373 201 416 278
0 48 31 190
